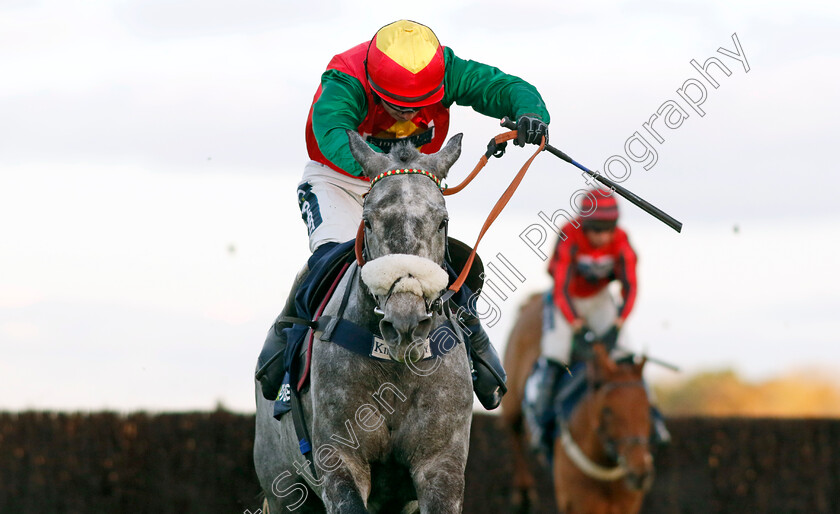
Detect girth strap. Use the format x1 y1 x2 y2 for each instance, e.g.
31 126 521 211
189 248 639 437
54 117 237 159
276 316 318 328
289 383 318 480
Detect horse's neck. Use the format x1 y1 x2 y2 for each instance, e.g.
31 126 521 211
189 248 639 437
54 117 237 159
336 267 380 332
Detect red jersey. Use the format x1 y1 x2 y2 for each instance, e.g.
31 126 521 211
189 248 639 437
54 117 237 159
547 223 638 323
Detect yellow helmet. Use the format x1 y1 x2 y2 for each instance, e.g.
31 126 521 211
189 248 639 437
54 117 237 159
366 20 445 108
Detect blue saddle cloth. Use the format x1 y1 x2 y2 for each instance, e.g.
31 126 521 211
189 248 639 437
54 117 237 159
282 241 357 374
274 241 353 419
274 372 293 418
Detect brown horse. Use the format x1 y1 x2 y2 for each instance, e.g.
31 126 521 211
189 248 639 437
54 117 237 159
500 294 545 511
500 293 654 514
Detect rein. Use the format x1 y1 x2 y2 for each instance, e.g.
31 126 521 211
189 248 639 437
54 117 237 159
355 129 546 301
559 421 627 481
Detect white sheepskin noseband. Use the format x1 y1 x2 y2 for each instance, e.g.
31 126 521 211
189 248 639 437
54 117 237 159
361 254 449 300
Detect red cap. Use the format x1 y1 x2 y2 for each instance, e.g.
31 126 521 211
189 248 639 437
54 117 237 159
580 190 619 222
366 20 445 108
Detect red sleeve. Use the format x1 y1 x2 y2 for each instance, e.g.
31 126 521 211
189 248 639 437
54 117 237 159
550 239 579 323
547 236 560 278
616 237 638 320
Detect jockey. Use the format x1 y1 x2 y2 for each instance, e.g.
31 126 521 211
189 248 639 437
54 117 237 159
256 20 550 410
526 189 670 450
544 189 636 367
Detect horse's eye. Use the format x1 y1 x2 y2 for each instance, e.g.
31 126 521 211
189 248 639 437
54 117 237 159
364 219 372 230
438 218 448 231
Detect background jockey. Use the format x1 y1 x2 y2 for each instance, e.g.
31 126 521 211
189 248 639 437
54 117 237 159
256 19 551 410
526 189 670 452
546 189 636 365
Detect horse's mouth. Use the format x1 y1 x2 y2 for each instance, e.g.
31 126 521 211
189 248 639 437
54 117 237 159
383 338 430 363
624 469 655 492
379 306 433 363
617 452 655 491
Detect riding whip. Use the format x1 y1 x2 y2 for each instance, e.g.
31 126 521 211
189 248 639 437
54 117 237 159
500 117 683 233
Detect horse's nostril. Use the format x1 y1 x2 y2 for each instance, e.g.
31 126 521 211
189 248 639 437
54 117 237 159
380 319 398 343
415 316 432 338
626 470 654 492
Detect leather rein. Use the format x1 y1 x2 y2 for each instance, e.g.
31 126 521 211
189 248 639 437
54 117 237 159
354 128 546 303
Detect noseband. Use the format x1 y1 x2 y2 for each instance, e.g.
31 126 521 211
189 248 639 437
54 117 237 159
560 377 650 482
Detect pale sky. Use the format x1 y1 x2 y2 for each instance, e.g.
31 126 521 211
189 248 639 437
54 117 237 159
2 0 839 411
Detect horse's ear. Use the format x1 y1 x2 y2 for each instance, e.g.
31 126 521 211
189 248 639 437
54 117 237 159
634 355 647 375
592 343 617 376
431 133 462 179
346 130 391 179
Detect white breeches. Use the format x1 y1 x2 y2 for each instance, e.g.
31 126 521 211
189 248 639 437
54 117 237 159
297 161 369 253
540 287 630 363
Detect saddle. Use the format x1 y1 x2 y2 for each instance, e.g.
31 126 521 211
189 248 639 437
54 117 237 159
557 325 624 419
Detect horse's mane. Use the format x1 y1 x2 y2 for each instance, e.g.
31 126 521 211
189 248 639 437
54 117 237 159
389 141 420 165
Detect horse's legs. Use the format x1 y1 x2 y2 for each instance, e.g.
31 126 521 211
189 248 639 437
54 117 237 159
263 483 325 514
321 465 370 514
508 419 539 512
411 459 465 514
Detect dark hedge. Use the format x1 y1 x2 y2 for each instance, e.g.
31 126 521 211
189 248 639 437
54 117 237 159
1 412 837 513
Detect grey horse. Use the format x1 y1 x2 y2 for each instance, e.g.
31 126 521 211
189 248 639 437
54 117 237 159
254 131 474 513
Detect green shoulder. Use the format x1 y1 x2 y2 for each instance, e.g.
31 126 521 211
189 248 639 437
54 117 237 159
442 46 550 123
310 69 371 176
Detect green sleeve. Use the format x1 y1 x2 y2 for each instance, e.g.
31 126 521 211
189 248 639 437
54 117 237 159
441 47 550 123
310 69 375 177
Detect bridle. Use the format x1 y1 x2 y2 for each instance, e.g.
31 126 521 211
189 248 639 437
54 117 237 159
559 377 650 482
354 129 546 311
593 380 651 463
355 167 450 317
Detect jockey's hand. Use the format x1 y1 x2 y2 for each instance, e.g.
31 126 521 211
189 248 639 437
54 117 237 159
615 318 624 330
514 115 548 147
571 318 586 333
601 324 620 347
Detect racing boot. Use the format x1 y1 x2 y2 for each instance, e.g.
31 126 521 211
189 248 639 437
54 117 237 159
255 264 309 401
532 358 567 422
558 364 587 420
524 357 566 454
462 316 507 410
650 405 671 446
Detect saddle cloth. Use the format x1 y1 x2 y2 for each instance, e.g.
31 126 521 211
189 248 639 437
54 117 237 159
274 241 354 419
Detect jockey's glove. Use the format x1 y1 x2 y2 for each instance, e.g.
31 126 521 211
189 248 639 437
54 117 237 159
514 115 548 147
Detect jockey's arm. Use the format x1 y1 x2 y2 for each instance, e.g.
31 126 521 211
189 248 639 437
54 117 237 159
441 47 551 126
550 239 580 324
616 239 639 323
310 49 551 177
310 69 374 177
